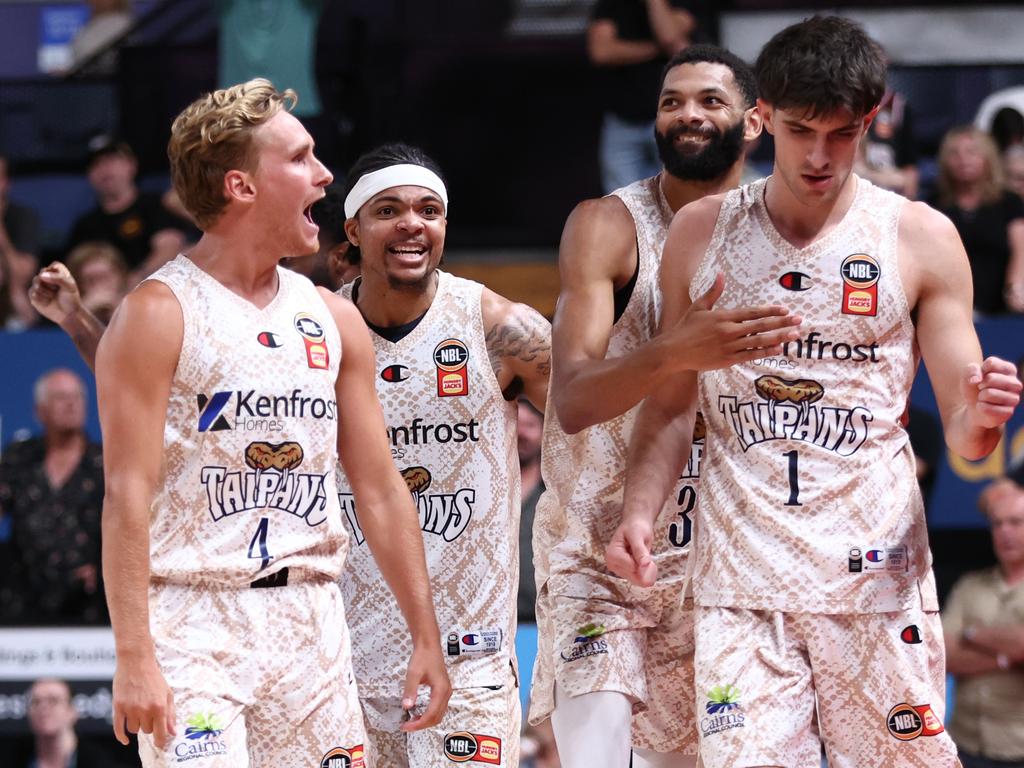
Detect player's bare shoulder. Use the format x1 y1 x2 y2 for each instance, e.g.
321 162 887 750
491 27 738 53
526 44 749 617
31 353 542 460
560 194 639 284
105 280 183 349
896 200 971 307
662 192 729 285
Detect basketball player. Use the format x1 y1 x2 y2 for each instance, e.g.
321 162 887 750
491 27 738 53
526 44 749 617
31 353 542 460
95 80 449 767
531 46 803 768
608 17 1022 768
336 143 550 767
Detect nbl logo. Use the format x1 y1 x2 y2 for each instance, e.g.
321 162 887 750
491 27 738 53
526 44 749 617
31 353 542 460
320 746 365 768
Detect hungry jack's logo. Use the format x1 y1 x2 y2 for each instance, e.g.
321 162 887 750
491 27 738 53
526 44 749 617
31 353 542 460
434 338 469 397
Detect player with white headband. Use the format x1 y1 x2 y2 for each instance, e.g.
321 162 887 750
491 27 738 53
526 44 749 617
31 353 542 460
336 143 551 767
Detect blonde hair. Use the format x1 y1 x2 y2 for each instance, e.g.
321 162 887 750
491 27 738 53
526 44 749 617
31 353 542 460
167 78 296 229
66 240 127 284
936 125 1005 209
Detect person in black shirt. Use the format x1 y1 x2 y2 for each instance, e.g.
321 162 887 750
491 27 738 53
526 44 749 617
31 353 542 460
856 86 919 198
0 153 42 328
588 0 695 193
66 138 191 286
931 125 1024 315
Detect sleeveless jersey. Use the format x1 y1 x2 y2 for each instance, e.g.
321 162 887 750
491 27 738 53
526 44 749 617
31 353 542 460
147 255 346 586
536 175 700 598
691 176 938 614
338 271 520 693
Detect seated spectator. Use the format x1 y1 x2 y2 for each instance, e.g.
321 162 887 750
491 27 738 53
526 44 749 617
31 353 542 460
67 0 134 76
0 369 106 626
517 399 544 623
930 126 1024 315
855 86 919 198
943 479 1024 768
66 137 190 286
1 153 41 329
23 678 110 768
1005 146 1024 200
282 186 357 289
990 107 1024 155
66 241 128 324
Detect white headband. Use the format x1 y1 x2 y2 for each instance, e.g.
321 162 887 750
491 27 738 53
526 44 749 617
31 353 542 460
343 164 449 219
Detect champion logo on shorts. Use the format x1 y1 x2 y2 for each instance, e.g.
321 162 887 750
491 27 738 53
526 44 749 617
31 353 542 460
701 685 746 737
900 624 923 644
886 703 944 741
320 745 366 768
443 732 501 764
173 713 228 762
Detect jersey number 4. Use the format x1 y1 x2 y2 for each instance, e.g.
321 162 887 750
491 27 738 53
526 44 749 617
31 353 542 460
248 517 274 570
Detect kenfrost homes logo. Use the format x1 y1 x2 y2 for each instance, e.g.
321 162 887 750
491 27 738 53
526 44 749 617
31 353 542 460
196 388 338 433
559 623 609 663
701 685 745 737
174 712 227 761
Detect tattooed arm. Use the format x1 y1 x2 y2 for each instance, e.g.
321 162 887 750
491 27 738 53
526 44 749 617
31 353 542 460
481 288 551 412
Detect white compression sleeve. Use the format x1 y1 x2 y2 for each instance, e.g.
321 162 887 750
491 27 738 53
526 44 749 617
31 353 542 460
550 683 633 768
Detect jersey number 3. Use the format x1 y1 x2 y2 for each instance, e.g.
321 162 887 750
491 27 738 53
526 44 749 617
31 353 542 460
668 485 695 547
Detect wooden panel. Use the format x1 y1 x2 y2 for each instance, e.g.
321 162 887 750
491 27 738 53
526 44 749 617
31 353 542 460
445 262 560 318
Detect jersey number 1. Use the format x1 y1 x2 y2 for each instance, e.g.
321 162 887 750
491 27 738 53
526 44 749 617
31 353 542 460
783 450 802 506
248 517 273 570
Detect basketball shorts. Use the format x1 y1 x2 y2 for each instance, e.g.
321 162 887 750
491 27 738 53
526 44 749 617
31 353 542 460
530 578 697 755
139 579 365 768
360 671 520 767
693 605 961 768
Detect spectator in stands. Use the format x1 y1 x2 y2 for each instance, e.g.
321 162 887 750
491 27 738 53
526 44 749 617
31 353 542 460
0 153 41 329
976 86 1024 140
943 478 1024 768
66 241 128 324
517 399 544 623
23 677 108 768
66 137 189 287
283 185 357 289
67 0 134 76
931 126 1024 315
521 718 561 768
990 107 1024 155
0 369 105 626
1006 146 1024 201
587 0 695 193
855 85 919 198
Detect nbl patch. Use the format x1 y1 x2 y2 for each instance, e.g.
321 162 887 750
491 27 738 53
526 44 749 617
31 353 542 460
320 745 365 768
840 254 880 316
443 732 501 764
434 338 469 397
294 312 329 370
886 703 944 741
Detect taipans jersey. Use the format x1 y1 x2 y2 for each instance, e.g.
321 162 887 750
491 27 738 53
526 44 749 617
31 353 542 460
536 175 702 600
148 255 346 586
691 175 938 614
338 271 520 693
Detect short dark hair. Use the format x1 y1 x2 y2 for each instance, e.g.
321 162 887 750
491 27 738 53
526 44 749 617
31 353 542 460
755 16 886 119
661 44 758 110
311 185 348 250
341 143 446 262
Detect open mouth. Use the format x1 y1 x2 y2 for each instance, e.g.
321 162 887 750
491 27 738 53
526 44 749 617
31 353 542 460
303 204 316 226
387 242 429 257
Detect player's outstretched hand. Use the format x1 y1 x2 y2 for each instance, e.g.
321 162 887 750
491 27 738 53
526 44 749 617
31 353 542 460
28 261 83 326
961 357 1022 429
606 517 658 587
400 641 452 732
111 654 176 748
665 273 802 372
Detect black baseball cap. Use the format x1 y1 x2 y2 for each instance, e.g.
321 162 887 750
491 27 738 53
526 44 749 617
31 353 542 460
86 135 136 167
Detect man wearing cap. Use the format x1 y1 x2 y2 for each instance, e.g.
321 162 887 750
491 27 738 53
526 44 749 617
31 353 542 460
67 137 193 286
337 143 551 767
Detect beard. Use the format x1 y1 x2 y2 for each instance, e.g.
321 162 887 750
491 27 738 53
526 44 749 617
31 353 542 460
655 117 747 182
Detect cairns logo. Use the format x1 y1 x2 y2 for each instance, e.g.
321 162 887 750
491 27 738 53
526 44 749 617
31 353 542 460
701 685 745 737
174 713 227 761
341 466 475 546
718 376 873 456
559 622 609 663
200 442 329 525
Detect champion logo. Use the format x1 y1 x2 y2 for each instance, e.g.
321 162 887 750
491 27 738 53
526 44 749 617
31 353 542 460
901 625 922 644
866 549 885 562
380 364 410 383
196 392 232 432
257 331 283 348
779 271 811 291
